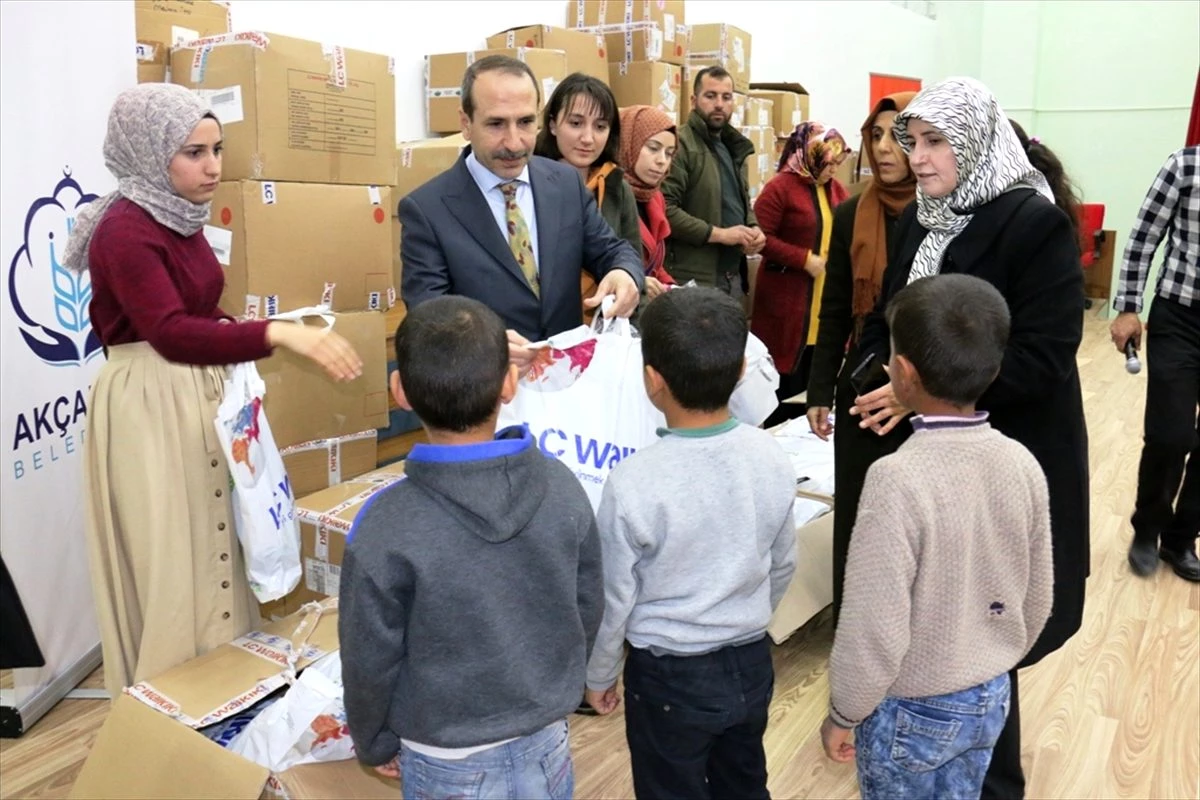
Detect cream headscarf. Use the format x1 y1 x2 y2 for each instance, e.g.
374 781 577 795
64 83 217 272
893 77 1053 282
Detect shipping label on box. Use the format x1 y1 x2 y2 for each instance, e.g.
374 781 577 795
135 0 230 47
210 181 393 314
486 25 609 84
257 311 389 451
171 32 396 185
136 40 168 83
569 0 687 32
730 92 748 128
395 134 467 199
688 24 752 92
608 62 682 122
425 48 569 134
574 21 689 66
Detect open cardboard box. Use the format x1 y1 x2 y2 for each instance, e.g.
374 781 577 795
768 496 835 644
70 601 399 799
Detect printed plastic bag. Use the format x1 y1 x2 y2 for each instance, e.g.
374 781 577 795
729 332 780 426
498 299 666 510
214 361 301 602
227 652 356 770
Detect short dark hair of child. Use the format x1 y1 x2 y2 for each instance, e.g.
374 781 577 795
394 296 510 432
885 274 1011 407
640 288 748 412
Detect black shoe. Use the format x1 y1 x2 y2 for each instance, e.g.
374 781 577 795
1159 547 1200 582
1128 537 1160 577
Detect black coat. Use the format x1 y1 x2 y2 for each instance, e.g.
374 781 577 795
859 188 1090 666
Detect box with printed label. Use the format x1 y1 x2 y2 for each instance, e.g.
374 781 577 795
257 311 389 453
208 180 393 315
739 126 776 156
569 0 686 32
136 40 168 83
425 48 569 134
170 32 396 186
579 22 689 67
746 152 773 204
486 25 609 84
395 134 467 200
608 62 683 123
68 600 400 800
288 461 409 609
750 82 810 131
135 0 230 48
688 24 752 92
730 92 748 128
281 430 379 501
745 96 774 130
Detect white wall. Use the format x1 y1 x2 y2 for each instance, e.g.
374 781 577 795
229 0 945 146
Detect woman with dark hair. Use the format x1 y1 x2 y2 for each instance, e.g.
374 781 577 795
804 91 917 625
1010 119 1082 230
750 122 849 423
852 77 1089 800
535 73 640 257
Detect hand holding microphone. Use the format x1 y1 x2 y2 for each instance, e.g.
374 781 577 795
1110 312 1144 375
1124 340 1142 375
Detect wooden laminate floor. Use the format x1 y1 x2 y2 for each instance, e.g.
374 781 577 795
1 310 1197 799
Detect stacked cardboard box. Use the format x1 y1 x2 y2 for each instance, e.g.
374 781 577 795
730 92 748 128
749 82 810 134
687 24 752 92
425 48 569 134
486 26 609 84
569 0 689 67
135 0 229 82
745 152 774 207
608 62 683 123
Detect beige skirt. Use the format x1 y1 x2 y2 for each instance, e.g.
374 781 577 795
84 342 258 698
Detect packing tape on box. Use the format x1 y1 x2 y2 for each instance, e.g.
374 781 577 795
505 31 516 47
135 42 158 62
321 43 348 89
388 286 397 308
624 0 634 25
426 87 463 100
268 304 336 329
280 429 377 487
179 30 271 52
296 473 407 534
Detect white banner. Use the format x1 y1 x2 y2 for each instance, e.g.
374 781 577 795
0 1 134 723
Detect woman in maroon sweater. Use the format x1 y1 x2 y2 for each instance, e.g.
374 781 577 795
64 84 362 696
751 123 849 416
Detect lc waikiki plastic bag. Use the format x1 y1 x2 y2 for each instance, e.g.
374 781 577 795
214 361 302 602
498 298 666 510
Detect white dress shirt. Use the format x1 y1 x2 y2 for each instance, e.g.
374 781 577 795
465 152 541 272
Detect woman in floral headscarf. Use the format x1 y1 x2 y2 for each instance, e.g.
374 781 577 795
750 122 849 419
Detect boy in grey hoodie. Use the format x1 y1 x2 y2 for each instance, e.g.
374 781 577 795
585 288 797 799
339 296 603 800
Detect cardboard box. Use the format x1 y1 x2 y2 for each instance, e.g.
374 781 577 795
745 96 774 129
740 126 775 156
135 0 229 48
608 62 683 123
391 214 402 290
395 134 467 200
834 151 859 188
425 48 569 134
171 32 397 185
688 24 752 91
136 41 168 84
749 87 808 133
730 91 748 128
256 311 388 453
487 25 608 84
69 601 399 800
750 82 811 130
569 0 686 32
767 498 835 644
281 430 379 500
208 181 394 315
746 152 773 205
283 461 409 610
579 22 689 67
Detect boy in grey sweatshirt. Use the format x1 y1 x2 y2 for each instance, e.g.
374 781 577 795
585 288 798 800
339 296 603 800
821 274 1053 799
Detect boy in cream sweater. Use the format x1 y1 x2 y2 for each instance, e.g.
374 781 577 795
822 274 1053 799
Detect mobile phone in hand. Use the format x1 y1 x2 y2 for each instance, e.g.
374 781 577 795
849 352 889 397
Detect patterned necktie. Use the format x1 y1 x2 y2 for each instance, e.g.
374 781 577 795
499 181 539 297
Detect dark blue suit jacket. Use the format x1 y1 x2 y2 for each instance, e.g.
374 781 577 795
399 150 644 341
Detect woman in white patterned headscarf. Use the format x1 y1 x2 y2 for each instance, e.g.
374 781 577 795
847 77 1090 800
71 84 364 696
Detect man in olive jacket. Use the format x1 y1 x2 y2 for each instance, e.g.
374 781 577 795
661 66 765 296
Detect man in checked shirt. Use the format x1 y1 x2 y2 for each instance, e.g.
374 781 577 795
1111 145 1199 583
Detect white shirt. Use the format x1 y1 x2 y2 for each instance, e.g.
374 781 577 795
465 151 541 272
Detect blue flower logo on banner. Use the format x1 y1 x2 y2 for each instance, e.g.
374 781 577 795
7 169 103 367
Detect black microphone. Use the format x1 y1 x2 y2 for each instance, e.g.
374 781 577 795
1124 340 1142 375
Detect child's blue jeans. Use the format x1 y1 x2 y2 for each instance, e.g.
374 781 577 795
855 673 1011 800
398 719 573 800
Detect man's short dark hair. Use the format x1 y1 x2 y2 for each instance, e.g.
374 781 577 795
461 55 540 120
394 296 509 433
885 274 1011 407
640 288 747 412
693 66 734 98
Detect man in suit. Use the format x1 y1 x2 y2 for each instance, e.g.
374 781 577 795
400 55 644 366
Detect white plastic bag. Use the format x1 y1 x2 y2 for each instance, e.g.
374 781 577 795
729 332 780 426
227 651 355 770
498 299 666 510
214 361 302 602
